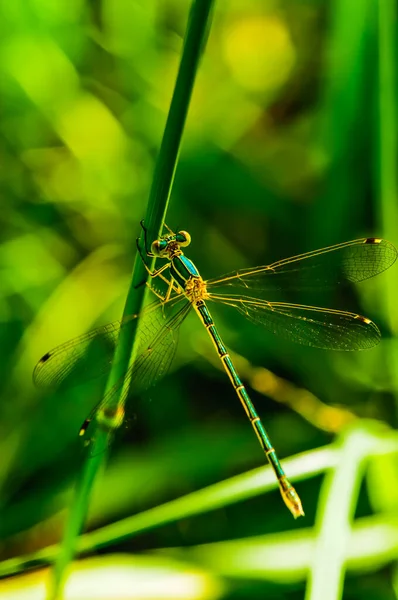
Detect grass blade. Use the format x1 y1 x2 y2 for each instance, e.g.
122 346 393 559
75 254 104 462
48 2 215 598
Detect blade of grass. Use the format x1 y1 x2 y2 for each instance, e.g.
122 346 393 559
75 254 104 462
377 0 398 258
2 512 398 592
3 432 398 578
1 446 334 578
306 423 391 600
366 0 398 520
159 513 398 582
311 0 373 247
375 0 398 376
47 2 215 598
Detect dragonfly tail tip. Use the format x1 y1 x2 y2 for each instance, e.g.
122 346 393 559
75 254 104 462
279 478 304 519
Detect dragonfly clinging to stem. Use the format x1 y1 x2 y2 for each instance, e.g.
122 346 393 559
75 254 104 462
33 223 397 518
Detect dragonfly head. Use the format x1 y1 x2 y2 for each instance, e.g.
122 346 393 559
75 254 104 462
151 230 191 258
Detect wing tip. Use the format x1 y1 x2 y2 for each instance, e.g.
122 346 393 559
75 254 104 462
32 353 52 386
364 237 382 245
37 352 51 367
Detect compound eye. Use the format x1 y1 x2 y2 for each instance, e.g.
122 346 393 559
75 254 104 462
177 231 191 247
151 240 166 256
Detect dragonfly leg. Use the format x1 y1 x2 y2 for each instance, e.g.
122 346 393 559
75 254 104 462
136 235 181 299
147 262 171 278
139 219 154 257
163 222 173 234
163 277 176 302
146 280 169 301
136 235 172 279
135 235 153 272
135 236 176 291
134 236 152 289
146 276 181 303
135 261 171 289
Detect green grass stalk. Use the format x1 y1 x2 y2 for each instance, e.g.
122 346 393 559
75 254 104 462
376 0 398 337
2 429 398 579
306 426 387 600
47 1 215 598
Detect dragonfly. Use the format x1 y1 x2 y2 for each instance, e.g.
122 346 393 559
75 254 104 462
33 224 397 518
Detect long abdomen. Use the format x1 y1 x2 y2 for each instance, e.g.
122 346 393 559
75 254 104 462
193 299 304 518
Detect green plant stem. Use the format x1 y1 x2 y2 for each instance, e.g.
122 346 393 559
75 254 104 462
377 0 398 249
2 430 398 578
376 0 398 333
306 428 383 600
3 447 333 577
48 2 215 598
376 0 398 451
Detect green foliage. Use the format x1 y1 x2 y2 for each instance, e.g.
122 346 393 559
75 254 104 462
0 0 398 599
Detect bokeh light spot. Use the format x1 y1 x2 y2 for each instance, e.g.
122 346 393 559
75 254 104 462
223 15 295 95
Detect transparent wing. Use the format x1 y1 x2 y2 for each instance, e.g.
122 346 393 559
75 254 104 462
116 297 191 394
82 297 192 434
207 238 397 294
33 294 185 390
208 294 380 350
33 321 121 389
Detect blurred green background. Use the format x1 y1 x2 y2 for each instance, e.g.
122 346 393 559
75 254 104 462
1 0 398 599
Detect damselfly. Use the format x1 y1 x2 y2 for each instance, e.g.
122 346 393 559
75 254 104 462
33 225 397 517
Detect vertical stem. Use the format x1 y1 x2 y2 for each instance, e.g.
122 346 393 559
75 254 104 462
376 0 398 442
377 0 398 299
48 2 215 598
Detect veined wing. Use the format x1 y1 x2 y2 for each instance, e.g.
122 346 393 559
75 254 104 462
81 297 192 435
207 293 380 350
207 238 397 294
114 297 191 395
33 320 120 389
33 294 186 390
